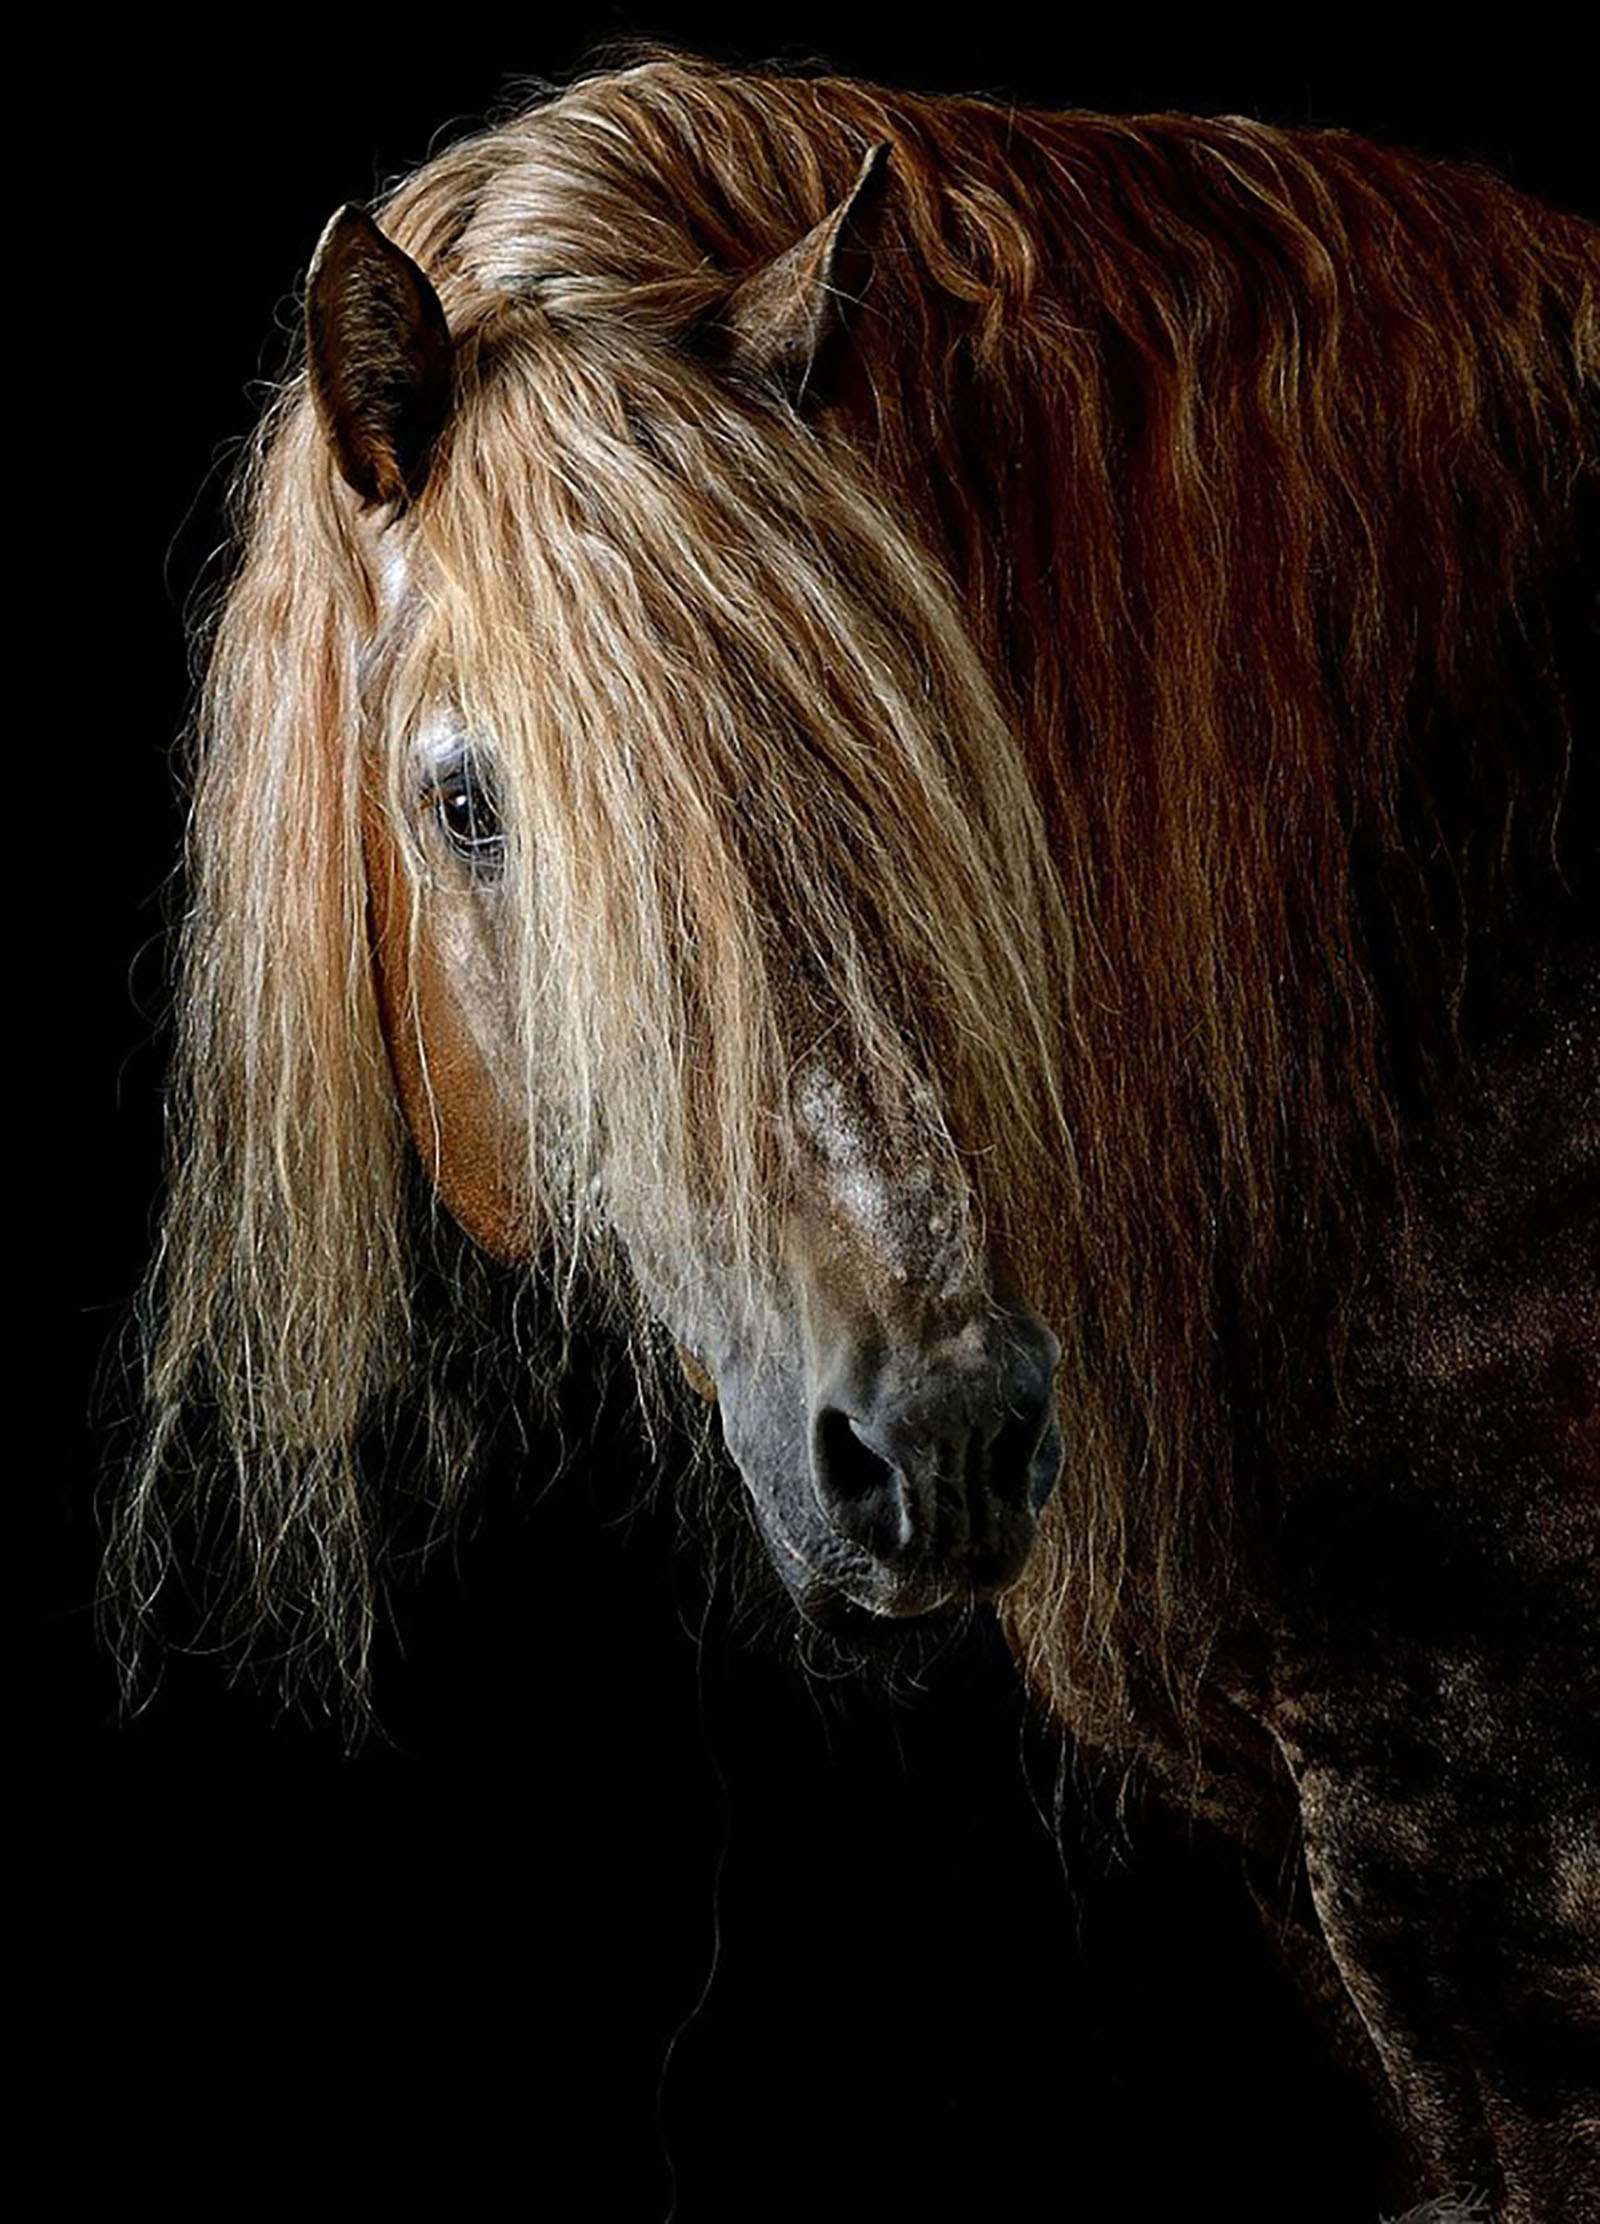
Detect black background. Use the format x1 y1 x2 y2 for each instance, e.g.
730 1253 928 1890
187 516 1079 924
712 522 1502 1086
41 16 1594 2219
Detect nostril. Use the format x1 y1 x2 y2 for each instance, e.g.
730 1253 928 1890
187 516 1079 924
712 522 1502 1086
814 1406 912 1558
807 1311 1059 1584
965 1419 987 1511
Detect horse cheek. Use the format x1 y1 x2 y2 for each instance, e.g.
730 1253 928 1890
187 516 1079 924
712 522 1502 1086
362 810 529 1265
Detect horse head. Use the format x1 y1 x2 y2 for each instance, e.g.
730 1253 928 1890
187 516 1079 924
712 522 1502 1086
305 180 1065 1633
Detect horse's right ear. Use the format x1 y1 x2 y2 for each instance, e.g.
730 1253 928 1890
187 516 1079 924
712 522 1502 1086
306 205 455 507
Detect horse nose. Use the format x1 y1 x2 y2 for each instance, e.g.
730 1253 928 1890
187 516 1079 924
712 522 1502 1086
809 1310 1060 1593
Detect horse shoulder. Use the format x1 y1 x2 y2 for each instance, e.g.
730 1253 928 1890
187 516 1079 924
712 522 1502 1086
1263 969 1600 2221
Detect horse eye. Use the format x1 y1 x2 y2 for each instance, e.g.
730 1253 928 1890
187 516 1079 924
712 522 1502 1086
427 754 505 871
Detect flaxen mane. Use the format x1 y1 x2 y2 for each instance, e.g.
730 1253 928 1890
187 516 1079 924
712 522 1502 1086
119 55 1597 1760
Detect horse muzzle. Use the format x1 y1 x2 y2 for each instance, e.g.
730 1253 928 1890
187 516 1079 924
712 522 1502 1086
723 1305 1063 1626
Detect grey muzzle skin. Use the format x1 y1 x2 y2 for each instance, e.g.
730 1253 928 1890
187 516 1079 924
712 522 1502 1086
718 1304 1063 1629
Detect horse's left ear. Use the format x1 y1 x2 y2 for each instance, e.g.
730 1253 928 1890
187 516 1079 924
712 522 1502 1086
717 141 894 406
306 204 455 507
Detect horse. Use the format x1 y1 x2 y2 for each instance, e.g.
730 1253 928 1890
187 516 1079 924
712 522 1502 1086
119 53 1598 2222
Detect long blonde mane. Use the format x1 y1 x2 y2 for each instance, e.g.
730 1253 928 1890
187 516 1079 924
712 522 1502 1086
117 54 1599 1727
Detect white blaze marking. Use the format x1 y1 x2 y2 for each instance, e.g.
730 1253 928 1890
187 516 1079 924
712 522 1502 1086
793 1062 982 1305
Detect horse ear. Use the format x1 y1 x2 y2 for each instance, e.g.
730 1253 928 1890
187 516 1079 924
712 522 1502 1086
306 204 455 507
718 141 894 406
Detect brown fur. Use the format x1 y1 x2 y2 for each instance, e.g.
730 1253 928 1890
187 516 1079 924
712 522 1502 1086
123 49 1596 1712
117 58 1598 2210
